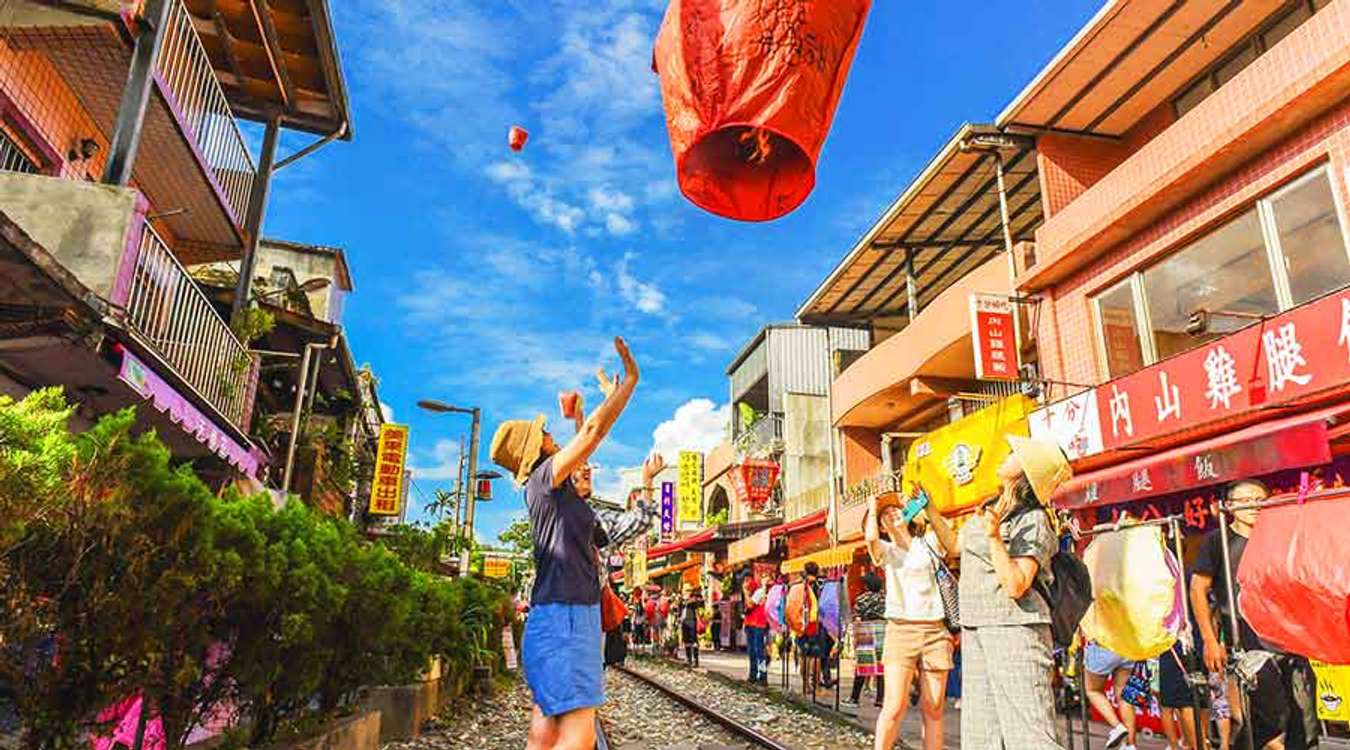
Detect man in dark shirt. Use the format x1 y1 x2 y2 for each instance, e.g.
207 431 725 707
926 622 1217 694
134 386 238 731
1190 479 1321 750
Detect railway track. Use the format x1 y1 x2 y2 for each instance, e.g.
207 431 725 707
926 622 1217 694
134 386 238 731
606 664 793 750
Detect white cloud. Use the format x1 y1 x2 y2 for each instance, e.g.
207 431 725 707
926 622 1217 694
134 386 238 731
409 438 462 481
688 332 732 351
605 213 637 236
484 160 586 234
379 401 395 422
650 399 731 460
588 186 635 213
615 252 667 315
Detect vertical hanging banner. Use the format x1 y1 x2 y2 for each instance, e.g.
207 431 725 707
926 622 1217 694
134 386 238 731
660 482 676 539
970 293 1020 381
678 451 704 528
368 424 409 516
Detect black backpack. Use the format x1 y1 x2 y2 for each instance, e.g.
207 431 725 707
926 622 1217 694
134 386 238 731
1034 548 1094 649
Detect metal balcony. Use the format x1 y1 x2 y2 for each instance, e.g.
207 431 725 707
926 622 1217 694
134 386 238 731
125 223 253 426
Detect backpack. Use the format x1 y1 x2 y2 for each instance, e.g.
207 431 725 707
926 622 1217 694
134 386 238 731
785 582 819 637
1034 549 1094 649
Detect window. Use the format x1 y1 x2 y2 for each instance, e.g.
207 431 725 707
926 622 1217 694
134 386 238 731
1095 279 1146 378
0 127 38 174
1143 210 1277 360
1266 170 1350 306
1090 167 1350 377
1173 0 1327 118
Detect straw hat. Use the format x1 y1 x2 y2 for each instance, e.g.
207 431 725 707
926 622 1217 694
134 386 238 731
1006 434 1072 506
490 415 547 484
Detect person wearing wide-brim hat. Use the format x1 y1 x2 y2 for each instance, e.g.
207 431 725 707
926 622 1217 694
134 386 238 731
490 336 640 750
926 435 1073 750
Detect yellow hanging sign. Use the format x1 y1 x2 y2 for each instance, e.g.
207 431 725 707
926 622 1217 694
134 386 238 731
368 424 410 516
678 451 703 527
902 395 1034 515
483 557 512 579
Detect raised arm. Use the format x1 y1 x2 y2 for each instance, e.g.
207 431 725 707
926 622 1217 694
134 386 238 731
551 337 639 487
865 495 885 566
924 502 960 557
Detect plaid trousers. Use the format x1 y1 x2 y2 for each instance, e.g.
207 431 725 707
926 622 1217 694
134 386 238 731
960 623 1065 750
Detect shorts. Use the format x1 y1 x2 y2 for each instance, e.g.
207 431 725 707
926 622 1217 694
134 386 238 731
523 603 605 717
884 619 954 672
1084 643 1135 677
1159 649 1195 708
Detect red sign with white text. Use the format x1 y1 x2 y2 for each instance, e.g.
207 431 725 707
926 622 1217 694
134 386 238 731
970 293 1019 381
1094 289 1350 452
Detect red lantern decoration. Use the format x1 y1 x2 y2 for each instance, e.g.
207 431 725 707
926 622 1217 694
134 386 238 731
653 0 872 222
558 390 580 420
508 125 529 152
728 459 781 512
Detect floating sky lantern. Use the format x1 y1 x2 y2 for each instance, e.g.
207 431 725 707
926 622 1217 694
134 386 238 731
508 125 529 152
653 0 873 222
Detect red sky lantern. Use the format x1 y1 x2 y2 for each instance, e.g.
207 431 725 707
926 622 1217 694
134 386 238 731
508 125 529 152
653 0 872 222
728 459 781 512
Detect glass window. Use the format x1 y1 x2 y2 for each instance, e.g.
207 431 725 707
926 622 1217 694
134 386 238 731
1096 280 1146 378
1269 170 1350 306
1142 210 1278 360
1262 3 1312 50
1215 43 1259 87
1174 77 1214 118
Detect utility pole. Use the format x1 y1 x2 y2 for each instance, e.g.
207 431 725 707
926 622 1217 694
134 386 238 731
416 400 483 573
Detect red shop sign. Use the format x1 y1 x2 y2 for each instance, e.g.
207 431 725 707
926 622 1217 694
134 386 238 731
728 459 782 512
1095 289 1350 452
1056 417 1332 509
970 293 1020 381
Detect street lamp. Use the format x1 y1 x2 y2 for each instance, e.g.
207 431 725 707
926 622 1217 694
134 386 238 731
418 399 482 572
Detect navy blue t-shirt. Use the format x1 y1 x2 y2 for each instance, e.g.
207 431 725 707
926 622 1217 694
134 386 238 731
526 456 600 606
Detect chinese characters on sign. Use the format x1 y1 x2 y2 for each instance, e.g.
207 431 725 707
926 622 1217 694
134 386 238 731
1028 389 1104 460
969 293 1020 381
727 460 781 511
677 451 703 528
660 482 675 539
482 557 511 579
1034 289 1350 460
368 424 410 516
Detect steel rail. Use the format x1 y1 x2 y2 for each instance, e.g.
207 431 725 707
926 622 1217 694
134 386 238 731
612 665 793 750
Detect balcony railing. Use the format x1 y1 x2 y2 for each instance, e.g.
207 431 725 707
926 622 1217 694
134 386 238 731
736 412 784 454
156 0 257 226
125 224 253 426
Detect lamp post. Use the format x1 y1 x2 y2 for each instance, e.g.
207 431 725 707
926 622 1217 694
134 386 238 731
418 399 481 572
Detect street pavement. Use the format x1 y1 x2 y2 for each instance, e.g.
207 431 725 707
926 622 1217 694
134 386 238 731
659 646 1176 750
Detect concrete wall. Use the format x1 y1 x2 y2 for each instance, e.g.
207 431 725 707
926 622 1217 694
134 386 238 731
0 173 136 300
274 710 381 750
361 677 448 743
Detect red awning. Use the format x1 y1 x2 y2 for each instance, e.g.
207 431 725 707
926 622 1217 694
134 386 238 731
647 527 716 561
770 508 827 538
1055 403 1350 510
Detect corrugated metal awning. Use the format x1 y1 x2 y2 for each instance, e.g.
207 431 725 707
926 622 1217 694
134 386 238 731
796 124 1041 327
782 541 867 574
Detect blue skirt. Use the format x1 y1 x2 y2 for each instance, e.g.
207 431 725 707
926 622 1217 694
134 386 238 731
523 603 605 717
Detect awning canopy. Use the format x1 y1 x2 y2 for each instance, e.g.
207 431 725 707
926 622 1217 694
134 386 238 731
997 0 1292 137
796 123 1041 327
1054 403 1350 510
647 528 716 562
646 559 699 581
782 541 867 575
771 509 827 538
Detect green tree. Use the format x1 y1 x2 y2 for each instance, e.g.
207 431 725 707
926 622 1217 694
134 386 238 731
498 515 533 556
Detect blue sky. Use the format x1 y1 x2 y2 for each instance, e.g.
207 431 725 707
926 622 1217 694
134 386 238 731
255 0 1103 543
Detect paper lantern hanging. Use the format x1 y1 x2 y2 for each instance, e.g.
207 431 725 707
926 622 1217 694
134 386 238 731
508 125 529 152
727 459 781 512
653 0 873 222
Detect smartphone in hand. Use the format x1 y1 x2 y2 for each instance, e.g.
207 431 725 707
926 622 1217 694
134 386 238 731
901 490 930 523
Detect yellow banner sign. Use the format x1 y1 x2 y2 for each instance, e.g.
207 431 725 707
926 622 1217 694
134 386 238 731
902 395 1035 515
368 424 409 516
678 451 703 527
626 549 648 588
483 557 511 579
1312 661 1350 722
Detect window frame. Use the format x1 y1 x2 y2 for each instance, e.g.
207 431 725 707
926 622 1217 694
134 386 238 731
1089 164 1350 380
0 90 62 177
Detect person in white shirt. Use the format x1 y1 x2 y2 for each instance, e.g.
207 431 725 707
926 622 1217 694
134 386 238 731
865 494 954 750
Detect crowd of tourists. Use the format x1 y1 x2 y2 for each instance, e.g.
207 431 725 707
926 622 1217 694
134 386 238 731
488 337 1332 750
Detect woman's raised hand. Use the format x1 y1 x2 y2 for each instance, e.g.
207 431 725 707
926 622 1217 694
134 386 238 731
616 336 639 383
